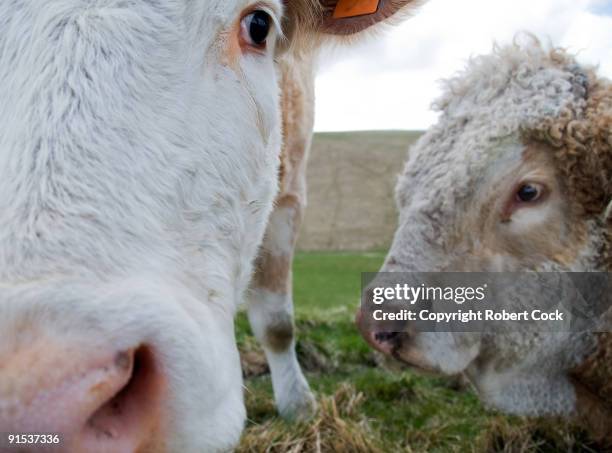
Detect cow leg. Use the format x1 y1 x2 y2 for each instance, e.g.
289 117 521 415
247 193 316 419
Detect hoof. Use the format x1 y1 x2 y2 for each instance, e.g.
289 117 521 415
278 386 317 421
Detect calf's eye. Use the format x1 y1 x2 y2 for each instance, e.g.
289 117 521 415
241 10 272 49
516 183 543 203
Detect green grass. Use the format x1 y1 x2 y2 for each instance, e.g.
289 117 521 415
237 252 597 452
293 251 385 319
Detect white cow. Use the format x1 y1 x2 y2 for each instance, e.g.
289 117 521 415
0 0 421 451
0 1 286 451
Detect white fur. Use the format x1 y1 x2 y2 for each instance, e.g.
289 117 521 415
507 202 556 234
0 0 283 450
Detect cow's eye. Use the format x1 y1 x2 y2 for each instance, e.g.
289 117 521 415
516 183 543 203
241 10 272 50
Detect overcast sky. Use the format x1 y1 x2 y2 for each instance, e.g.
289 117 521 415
314 0 612 132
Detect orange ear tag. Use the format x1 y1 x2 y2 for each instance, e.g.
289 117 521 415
333 0 381 18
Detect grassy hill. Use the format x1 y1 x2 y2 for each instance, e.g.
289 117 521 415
297 131 423 252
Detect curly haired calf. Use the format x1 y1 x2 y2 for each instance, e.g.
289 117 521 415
358 36 612 442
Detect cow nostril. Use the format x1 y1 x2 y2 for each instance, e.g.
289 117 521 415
374 331 400 343
114 350 132 372
83 345 164 448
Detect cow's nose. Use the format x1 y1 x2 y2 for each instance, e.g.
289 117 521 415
355 306 408 356
0 343 165 453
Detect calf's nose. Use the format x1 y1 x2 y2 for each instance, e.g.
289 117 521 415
0 342 164 453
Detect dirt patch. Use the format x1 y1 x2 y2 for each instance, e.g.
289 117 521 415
240 339 335 378
476 417 605 452
238 383 385 453
241 349 270 378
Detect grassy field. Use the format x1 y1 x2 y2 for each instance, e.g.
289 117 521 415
236 252 598 453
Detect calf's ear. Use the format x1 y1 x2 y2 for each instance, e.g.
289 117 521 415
283 0 422 38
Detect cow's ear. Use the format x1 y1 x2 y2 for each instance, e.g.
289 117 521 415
284 0 422 37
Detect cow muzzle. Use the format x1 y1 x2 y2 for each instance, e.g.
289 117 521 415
0 339 165 453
